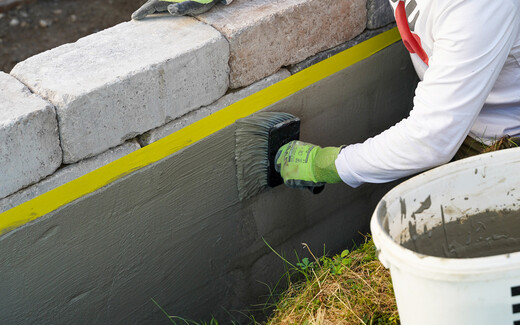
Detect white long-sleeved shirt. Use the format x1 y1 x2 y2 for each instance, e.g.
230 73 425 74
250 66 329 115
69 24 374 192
336 0 520 187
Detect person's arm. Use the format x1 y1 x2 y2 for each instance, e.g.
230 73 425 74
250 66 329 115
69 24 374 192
336 0 520 187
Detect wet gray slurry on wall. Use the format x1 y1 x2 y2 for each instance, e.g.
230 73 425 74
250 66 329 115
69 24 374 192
402 208 520 258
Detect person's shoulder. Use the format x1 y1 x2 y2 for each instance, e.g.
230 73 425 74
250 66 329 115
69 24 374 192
430 0 518 20
433 0 518 10
423 0 514 8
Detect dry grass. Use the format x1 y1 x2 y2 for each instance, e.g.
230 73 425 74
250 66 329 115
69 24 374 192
265 238 399 325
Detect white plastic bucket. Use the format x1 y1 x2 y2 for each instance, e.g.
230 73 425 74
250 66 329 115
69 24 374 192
371 147 520 325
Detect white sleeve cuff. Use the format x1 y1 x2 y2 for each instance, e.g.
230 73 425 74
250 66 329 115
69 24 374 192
334 146 365 188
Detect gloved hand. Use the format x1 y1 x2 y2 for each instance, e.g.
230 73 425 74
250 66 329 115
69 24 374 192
275 140 344 191
132 0 232 20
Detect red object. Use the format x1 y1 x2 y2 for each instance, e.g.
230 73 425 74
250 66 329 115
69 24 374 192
395 1 429 65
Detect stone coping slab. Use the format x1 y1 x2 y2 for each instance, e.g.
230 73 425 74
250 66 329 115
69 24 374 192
198 0 367 88
11 17 229 164
0 72 61 199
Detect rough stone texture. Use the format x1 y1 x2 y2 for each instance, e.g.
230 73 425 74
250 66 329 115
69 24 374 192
140 69 291 146
289 24 396 74
0 72 61 199
198 0 367 88
0 140 140 213
367 0 394 29
11 17 230 164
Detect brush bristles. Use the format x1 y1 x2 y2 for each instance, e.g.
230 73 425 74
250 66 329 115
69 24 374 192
235 112 296 201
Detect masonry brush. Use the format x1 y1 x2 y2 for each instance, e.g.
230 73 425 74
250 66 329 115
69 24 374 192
235 112 300 201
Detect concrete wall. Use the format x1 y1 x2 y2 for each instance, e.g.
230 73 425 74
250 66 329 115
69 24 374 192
0 0 415 323
0 42 418 323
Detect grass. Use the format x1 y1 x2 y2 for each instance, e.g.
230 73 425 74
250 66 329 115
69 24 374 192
152 236 399 325
151 298 233 325
263 237 399 325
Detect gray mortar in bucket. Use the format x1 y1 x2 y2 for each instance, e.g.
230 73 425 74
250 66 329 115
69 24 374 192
401 206 520 258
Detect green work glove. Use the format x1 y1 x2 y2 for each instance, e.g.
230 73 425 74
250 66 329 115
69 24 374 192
132 0 231 20
275 140 343 190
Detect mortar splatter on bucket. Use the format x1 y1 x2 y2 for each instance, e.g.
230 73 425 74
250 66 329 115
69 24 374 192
371 147 520 325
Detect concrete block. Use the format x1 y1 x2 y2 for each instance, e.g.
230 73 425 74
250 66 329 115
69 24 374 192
140 69 291 145
198 0 367 88
0 140 141 213
0 72 61 199
289 24 396 74
367 0 394 29
11 18 229 164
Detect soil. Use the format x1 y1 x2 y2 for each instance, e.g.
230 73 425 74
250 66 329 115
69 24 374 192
0 0 144 73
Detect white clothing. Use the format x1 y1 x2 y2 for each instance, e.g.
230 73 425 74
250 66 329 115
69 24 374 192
336 0 520 187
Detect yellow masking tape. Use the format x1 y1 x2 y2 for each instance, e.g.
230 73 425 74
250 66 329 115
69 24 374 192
0 28 401 235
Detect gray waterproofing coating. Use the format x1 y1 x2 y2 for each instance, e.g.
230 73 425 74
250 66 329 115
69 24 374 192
402 208 520 258
0 43 418 323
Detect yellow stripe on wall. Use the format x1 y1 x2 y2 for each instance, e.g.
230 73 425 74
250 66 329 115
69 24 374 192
0 28 401 235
